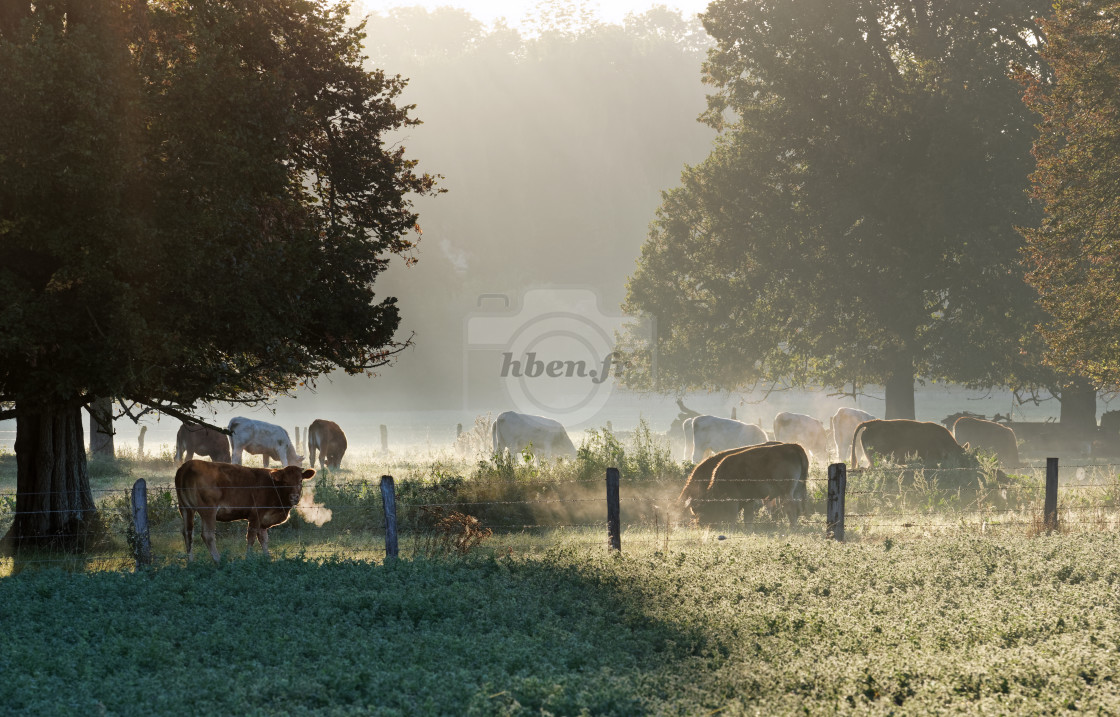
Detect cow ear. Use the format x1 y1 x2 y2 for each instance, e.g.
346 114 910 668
302 468 316 480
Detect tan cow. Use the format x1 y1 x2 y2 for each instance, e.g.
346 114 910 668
175 459 315 562
773 411 829 463
851 419 969 468
679 442 808 526
952 416 1020 467
307 419 348 469
175 423 231 464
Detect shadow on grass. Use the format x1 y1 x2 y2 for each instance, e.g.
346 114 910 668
0 552 721 715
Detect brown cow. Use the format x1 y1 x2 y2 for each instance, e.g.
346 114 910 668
175 459 315 562
175 423 231 464
952 416 1020 467
307 419 347 469
680 442 808 526
851 419 971 468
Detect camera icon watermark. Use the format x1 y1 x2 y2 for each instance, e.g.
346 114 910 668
464 288 654 425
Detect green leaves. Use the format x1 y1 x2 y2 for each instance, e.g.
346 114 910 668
1022 1 1120 389
625 0 1053 404
0 0 440 414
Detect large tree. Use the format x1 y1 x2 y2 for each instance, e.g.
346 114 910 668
624 0 1053 418
1021 1 1120 392
0 0 438 549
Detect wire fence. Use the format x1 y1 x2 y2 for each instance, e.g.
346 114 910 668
1 457 1119 573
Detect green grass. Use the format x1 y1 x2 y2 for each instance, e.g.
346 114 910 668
3 535 1120 714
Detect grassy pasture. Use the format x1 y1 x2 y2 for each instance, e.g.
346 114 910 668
3 428 1120 713
3 535 1120 714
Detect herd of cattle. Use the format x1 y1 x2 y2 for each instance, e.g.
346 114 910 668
167 408 1035 562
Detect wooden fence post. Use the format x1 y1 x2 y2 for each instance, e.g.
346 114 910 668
456 423 463 439
1044 457 1059 533
606 467 621 552
137 426 147 458
380 424 389 454
294 427 301 453
826 463 847 542
130 479 152 567
380 474 398 561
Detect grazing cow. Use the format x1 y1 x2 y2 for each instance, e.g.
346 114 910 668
690 415 768 463
682 416 697 462
228 417 303 467
679 442 808 526
773 411 829 463
953 416 1020 467
307 419 348 470
175 459 315 562
851 419 970 468
175 423 231 464
492 411 577 460
831 408 876 468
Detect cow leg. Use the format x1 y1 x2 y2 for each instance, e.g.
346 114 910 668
309 442 317 468
259 528 270 557
262 454 270 468
199 509 221 562
179 508 195 561
232 446 243 465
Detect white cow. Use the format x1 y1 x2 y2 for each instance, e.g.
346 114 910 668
228 417 303 467
773 411 830 464
831 407 876 468
690 415 768 463
682 416 697 462
492 411 577 460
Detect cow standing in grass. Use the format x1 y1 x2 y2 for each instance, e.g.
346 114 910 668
175 459 315 562
175 423 231 464
228 416 303 467
307 419 347 469
680 442 808 526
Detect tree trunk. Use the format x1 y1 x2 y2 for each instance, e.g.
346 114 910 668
3 404 97 551
884 355 915 420
88 397 114 458
1059 376 1097 434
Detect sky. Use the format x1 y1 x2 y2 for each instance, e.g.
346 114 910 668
357 0 712 28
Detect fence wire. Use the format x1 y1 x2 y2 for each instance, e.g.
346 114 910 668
3 458 1120 572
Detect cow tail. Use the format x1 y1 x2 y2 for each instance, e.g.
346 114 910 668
851 422 869 467
173 462 196 513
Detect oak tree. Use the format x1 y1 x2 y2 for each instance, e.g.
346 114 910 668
624 0 1051 418
0 0 439 549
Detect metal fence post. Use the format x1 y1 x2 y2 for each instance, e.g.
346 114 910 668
1044 457 1059 533
130 479 152 568
380 474 398 561
826 463 847 542
606 467 621 552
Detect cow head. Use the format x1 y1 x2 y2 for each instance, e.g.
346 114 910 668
271 466 316 505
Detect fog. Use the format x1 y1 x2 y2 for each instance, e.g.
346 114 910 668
0 5 1083 456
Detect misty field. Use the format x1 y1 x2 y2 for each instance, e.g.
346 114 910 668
4 427 1120 713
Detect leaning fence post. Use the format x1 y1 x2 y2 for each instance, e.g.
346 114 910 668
826 463 847 542
130 478 152 567
606 467 621 552
380 474 398 561
380 424 389 454
137 425 147 458
1044 457 1059 533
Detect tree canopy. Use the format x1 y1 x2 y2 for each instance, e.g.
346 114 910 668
1022 0 1120 390
0 0 438 419
0 0 438 546
623 0 1052 418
